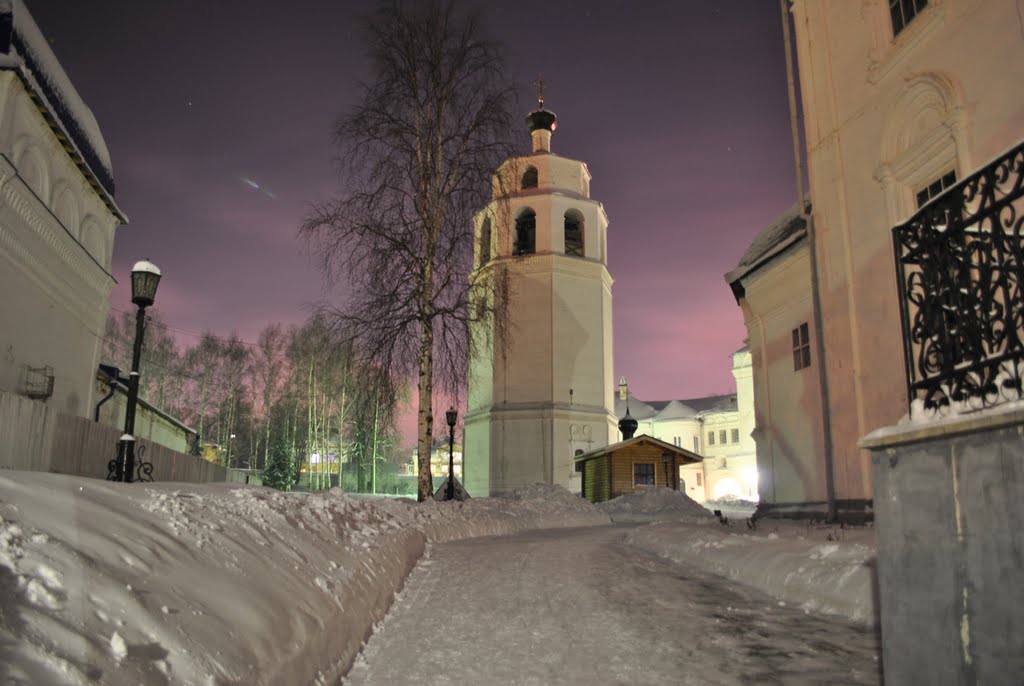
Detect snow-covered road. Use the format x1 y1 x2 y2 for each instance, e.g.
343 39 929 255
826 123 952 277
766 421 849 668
343 525 881 686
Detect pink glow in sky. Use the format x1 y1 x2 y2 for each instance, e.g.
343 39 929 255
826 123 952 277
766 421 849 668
35 0 799 446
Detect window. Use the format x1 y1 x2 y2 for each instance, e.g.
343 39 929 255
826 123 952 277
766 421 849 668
889 0 928 37
564 210 584 257
514 210 536 256
731 428 739 444
719 430 727 445
574 450 584 473
708 431 715 446
696 473 702 487
793 323 811 371
521 166 538 189
633 462 655 487
693 436 699 452
479 218 491 266
673 436 681 447
915 170 956 208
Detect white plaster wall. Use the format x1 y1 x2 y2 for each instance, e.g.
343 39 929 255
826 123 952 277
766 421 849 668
0 72 121 419
466 148 615 496
740 243 823 505
786 0 1024 504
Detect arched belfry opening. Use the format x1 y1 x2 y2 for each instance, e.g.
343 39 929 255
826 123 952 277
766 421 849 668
514 208 536 256
521 166 538 189
479 217 491 266
564 209 584 257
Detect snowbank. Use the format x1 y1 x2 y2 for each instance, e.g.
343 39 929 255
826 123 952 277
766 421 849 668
625 518 878 625
597 486 717 524
0 473 608 685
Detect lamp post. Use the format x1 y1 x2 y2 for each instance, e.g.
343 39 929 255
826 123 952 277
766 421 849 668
661 449 672 490
445 406 457 500
114 260 161 482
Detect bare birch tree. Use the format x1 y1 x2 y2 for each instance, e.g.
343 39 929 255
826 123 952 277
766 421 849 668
302 0 517 501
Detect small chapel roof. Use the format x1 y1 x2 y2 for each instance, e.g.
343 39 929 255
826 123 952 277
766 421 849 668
724 200 809 299
0 1 124 219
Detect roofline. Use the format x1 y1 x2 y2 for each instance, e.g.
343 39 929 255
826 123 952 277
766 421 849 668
3 63 128 223
574 434 703 464
724 229 807 301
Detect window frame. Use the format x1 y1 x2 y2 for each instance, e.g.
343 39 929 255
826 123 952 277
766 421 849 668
793 322 811 371
889 0 928 38
633 462 655 487
915 169 957 209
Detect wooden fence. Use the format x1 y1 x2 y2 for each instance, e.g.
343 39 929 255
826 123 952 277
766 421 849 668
1 391 254 485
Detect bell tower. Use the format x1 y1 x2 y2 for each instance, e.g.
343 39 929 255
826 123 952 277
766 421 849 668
464 97 616 496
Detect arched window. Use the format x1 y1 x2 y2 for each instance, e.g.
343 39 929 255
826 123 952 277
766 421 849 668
564 210 584 257
479 218 491 266
514 209 536 256
521 166 538 189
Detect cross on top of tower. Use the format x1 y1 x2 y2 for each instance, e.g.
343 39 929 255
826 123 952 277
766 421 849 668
533 75 547 109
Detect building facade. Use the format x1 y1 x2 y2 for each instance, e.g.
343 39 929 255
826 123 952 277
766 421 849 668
464 103 616 496
0 2 126 419
728 0 1024 518
616 348 758 503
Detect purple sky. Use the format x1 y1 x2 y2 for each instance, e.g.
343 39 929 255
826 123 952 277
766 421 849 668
31 1 798 445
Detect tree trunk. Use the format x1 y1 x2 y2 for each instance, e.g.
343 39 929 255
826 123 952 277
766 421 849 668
416 318 434 501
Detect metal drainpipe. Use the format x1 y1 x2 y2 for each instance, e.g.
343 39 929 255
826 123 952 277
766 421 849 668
94 368 119 422
780 0 837 521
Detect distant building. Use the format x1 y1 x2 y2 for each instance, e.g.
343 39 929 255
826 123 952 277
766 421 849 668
0 1 127 418
407 442 463 480
615 348 758 503
727 0 1024 519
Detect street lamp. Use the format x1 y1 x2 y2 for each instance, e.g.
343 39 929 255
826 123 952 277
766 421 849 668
661 449 673 490
445 406 457 500
112 260 161 482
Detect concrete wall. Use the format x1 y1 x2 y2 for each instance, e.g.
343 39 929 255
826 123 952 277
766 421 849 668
862 410 1024 684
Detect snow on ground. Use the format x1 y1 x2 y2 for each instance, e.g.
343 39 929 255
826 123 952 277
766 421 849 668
1 473 877 685
597 486 717 524
0 473 607 685
597 488 876 625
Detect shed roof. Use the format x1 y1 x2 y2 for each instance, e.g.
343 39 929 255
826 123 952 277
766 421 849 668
724 200 808 298
574 434 703 465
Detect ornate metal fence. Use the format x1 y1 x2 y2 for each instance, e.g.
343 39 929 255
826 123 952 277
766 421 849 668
892 142 1024 412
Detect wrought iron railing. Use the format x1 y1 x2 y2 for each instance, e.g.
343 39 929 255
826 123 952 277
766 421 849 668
893 141 1024 413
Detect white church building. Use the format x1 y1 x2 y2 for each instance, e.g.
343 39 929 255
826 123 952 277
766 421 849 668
464 101 616 497
0 1 126 419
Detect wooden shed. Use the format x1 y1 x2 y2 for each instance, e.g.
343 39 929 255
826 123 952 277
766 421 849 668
574 434 703 504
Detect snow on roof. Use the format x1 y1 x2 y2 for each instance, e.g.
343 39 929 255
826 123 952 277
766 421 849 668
724 200 809 289
614 392 737 421
1 1 119 205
